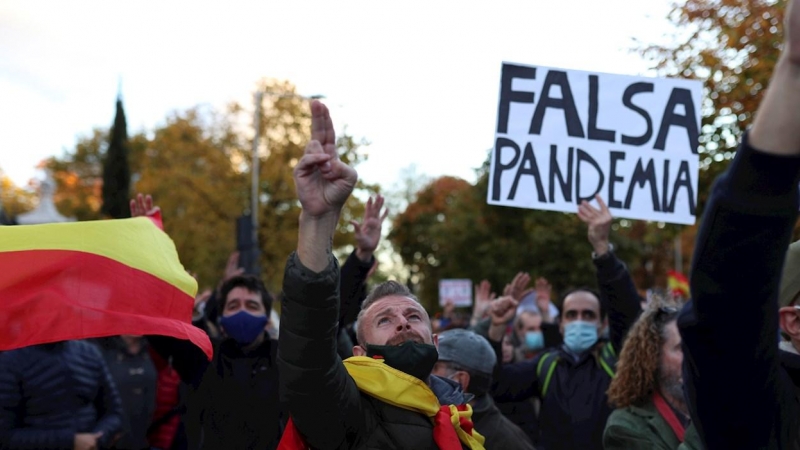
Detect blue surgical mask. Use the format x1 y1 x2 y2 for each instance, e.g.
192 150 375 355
524 331 545 350
563 321 598 353
219 310 268 345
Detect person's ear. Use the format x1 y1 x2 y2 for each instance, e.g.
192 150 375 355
433 334 439 349
454 371 471 392
779 306 800 340
352 345 366 357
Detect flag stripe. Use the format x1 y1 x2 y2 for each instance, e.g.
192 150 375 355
0 249 212 358
0 217 196 297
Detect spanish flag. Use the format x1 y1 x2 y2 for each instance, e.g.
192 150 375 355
667 270 690 299
0 214 212 359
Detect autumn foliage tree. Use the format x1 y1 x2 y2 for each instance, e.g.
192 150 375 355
389 167 642 312
46 79 371 293
643 0 788 241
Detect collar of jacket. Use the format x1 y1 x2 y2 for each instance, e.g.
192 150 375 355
779 347 800 389
219 334 273 358
627 400 681 446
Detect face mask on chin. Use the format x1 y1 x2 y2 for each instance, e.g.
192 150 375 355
365 340 439 381
219 310 268 345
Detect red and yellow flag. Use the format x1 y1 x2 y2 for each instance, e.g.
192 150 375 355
0 215 212 359
667 270 690 299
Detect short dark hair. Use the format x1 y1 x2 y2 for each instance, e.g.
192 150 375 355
559 287 606 320
356 281 424 346
219 275 273 313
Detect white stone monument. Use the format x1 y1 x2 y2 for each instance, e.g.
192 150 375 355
16 171 74 225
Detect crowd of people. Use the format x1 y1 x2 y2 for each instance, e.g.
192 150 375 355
1 2 800 449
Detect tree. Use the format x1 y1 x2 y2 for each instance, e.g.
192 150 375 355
101 97 132 219
643 0 787 215
388 161 648 312
47 80 372 293
0 174 36 221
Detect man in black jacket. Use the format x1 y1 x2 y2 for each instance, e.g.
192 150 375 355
434 329 536 450
484 197 642 450
277 101 485 449
678 1 800 448
147 274 285 450
0 340 123 450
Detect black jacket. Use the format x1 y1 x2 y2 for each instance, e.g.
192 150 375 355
0 340 123 449
278 253 472 450
678 134 800 449
100 338 158 450
149 333 284 450
490 253 641 450
336 250 374 359
472 394 536 450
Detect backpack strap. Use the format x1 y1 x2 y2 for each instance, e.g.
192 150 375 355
535 352 560 397
599 341 617 378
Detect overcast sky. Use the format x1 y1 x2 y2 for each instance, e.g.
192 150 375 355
0 0 676 191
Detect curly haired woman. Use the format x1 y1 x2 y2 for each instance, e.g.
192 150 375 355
602 303 701 449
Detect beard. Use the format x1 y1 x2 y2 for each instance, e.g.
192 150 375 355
386 330 426 346
658 366 687 412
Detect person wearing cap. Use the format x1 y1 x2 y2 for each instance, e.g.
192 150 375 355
676 2 800 448
433 329 536 450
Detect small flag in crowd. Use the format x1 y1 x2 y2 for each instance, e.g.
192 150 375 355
0 215 212 359
667 270 690 299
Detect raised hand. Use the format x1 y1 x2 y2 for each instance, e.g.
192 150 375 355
535 277 554 322
129 193 159 218
503 272 534 302
223 251 245 282
577 194 613 256
788 0 800 63
471 279 496 325
351 194 389 261
487 295 519 342
294 101 358 218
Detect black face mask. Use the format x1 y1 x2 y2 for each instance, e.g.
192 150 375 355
365 341 439 381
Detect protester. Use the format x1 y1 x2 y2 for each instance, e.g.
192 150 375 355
434 329 536 450
678 1 800 447
336 194 388 359
147 349 185 450
485 196 642 450
100 335 158 450
277 100 485 449
0 340 124 450
603 302 701 449
135 187 285 450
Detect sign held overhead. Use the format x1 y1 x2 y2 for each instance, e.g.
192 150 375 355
488 62 702 225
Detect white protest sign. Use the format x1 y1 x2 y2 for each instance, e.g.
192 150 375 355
439 279 472 307
488 62 702 225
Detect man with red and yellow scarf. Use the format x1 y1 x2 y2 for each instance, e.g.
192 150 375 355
276 100 485 450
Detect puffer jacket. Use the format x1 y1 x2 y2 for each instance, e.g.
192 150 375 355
0 340 123 449
278 253 472 450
